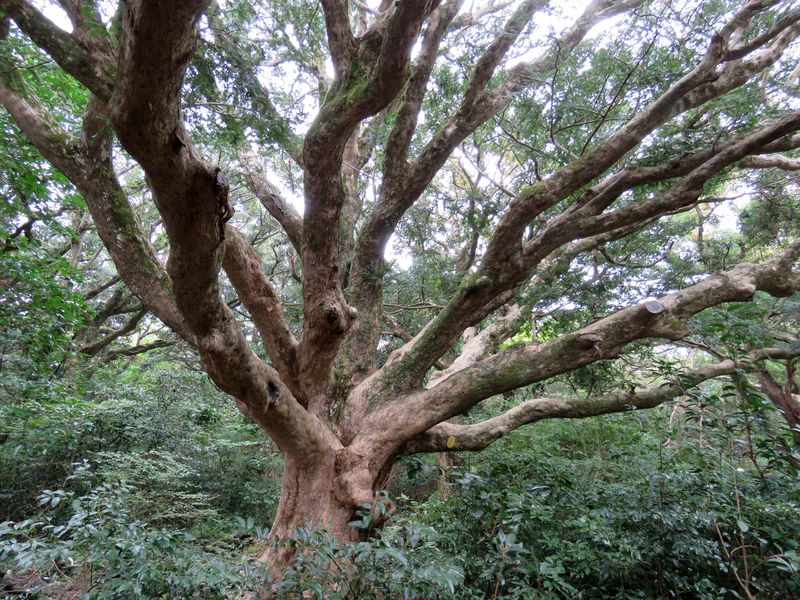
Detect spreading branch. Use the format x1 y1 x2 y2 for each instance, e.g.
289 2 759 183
222 226 300 394
237 148 304 255
345 0 644 387
361 4 800 398
0 0 115 97
403 347 800 453
354 243 800 459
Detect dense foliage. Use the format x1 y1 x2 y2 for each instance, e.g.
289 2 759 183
2 354 799 597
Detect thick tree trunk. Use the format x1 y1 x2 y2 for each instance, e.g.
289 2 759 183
257 452 380 568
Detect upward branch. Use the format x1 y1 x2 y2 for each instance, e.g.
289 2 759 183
319 0 356 74
360 1 799 399
344 0 639 385
106 0 336 463
402 347 800 454
297 1 438 403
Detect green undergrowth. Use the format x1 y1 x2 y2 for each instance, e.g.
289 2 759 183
2 365 800 598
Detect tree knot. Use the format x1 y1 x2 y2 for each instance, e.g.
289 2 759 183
575 333 603 350
319 299 356 334
213 167 233 242
266 379 280 410
642 300 665 315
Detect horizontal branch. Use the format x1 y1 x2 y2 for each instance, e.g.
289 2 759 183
739 154 800 170
84 275 123 301
99 339 178 364
402 347 800 454
352 242 800 457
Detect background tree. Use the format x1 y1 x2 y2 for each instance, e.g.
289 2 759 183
1 0 800 576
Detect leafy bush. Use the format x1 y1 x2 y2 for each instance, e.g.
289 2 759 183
421 409 800 599
272 518 463 599
0 468 464 599
0 470 266 599
0 245 89 386
0 365 281 525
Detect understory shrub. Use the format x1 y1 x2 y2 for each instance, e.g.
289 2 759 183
422 411 800 599
0 473 266 599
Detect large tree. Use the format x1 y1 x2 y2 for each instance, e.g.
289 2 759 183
2 0 800 571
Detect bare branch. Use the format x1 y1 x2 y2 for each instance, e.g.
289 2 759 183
427 305 525 388
223 226 300 394
724 8 800 61
382 0 463 180
739 154 800 170
449 0 515 30
99 339 178 364
298 1 437 398
84 275 123 301
238 148 304 255
0 0 115 99
320 0 356 74
383 313 414 343
79 307 148 357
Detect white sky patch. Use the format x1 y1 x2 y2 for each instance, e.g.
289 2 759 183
584 11 628 41
388 233 414 270
32 1 71 31
707 184 752 234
